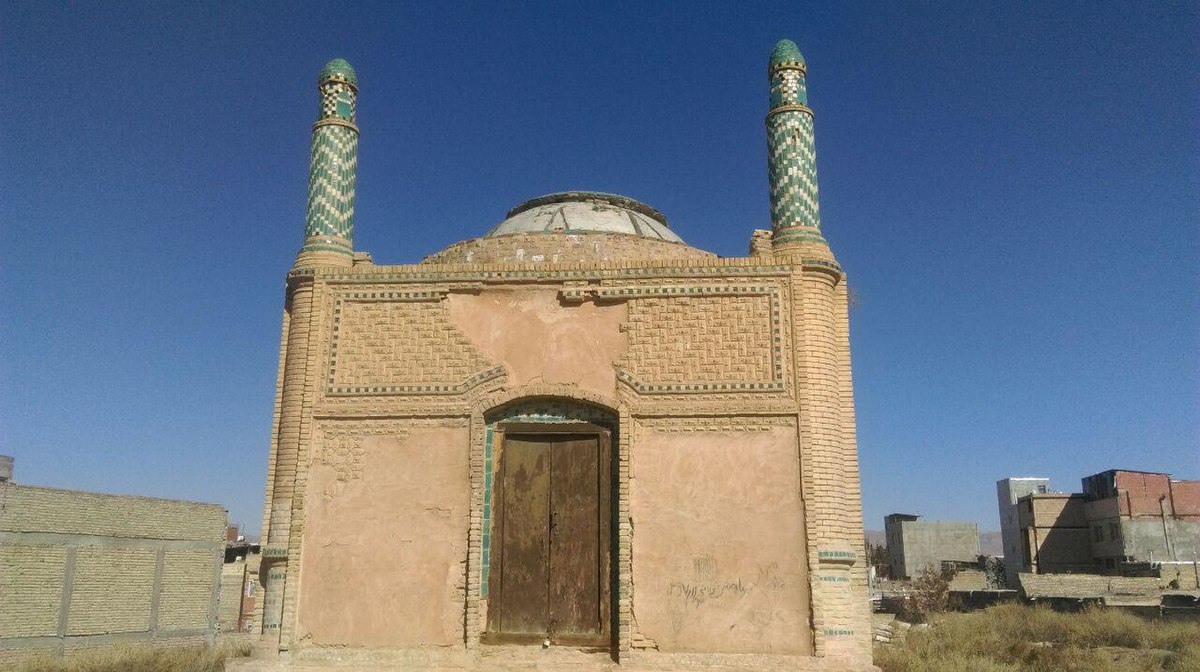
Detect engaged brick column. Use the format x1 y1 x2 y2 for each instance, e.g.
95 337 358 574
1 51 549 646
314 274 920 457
261 274 316 644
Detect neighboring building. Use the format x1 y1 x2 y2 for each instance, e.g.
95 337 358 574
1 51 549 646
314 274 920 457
252 41 873 670
1015 492 1094 574
883 514 980 580
1013 469 1200 578
0 459 227 665
1081 470 1200 571
996 477 1050 586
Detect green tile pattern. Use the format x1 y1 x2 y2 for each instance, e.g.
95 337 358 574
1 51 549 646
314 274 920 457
767 41 825 246
302 65 359 255
289 261 832 284
318 58 358 86
480 401 617 596
769 39 805 68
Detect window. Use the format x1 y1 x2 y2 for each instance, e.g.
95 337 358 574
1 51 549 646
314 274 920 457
1093 525 1103 542
1109 522 1120 541
1037 485 1048 494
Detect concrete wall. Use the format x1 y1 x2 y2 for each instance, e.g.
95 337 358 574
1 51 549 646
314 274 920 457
1119 518 1200 563
0 483 226 665
886 519 979 579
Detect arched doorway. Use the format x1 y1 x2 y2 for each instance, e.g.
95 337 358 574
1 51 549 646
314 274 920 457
481 400 617 647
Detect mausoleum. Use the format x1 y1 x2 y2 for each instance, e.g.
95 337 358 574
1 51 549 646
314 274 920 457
254 41 873 670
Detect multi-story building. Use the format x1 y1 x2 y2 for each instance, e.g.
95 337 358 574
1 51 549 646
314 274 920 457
996 477 1050 586
1081 470 1200 571
883 514 980 580
1010 469 1200 578
1014 491 1094 575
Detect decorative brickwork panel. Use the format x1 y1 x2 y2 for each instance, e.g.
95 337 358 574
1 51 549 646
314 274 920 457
0 544 66 638
67 548 156 635
621 294 778 390
327 298 498 394
158 550 218 631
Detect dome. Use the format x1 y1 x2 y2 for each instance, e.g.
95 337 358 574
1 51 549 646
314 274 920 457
319 58 358 85
769 39 805 67
422 191 714 265
483 192 684 243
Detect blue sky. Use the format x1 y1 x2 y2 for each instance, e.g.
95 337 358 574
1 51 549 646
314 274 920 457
2 2 1196 536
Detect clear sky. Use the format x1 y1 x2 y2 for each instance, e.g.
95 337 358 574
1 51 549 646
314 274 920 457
2 2 1196 537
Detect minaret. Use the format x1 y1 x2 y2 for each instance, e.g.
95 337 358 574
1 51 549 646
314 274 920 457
766 39 828 256
768 40 871 660
259 58 360 645
295 58 359 269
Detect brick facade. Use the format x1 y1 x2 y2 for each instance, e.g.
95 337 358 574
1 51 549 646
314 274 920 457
253 44 873 671
0 484 226 665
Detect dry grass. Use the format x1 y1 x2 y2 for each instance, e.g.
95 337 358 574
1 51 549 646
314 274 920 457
875 604 1200 672
15 640 250 672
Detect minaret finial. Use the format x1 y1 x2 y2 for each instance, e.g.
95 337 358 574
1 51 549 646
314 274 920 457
767 39 827 253
295 58 360 269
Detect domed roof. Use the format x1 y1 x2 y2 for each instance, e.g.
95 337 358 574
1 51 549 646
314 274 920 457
770 39 805 67
319 58 357 85
483 192 684 243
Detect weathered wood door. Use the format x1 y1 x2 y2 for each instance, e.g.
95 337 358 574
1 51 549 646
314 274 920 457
489 428 611 645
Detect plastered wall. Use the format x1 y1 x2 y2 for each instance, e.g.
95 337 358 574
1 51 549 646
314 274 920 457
297 425 470 647
0 484 226 664
629 423 812 655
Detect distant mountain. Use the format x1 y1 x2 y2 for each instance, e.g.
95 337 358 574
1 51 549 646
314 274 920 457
864 529 1004 557
864 529 886 548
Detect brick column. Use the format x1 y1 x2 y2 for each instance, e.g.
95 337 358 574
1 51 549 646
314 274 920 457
260 275 316 646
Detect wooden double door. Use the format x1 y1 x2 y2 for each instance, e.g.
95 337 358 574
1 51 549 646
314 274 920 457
487 426 612 646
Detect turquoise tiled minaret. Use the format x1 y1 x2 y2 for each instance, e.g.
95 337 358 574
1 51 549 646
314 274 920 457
767 39 827 251
296 58 359 267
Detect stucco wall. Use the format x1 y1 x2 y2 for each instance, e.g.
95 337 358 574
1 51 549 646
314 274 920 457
297 425 470 647
448 289 628 400
0 484 225 664
629 424 812 655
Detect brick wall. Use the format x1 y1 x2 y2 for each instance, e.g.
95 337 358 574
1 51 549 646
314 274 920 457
219 563 246 632
1019 572 1163 599
1172 481 1200 519
0 483 226 664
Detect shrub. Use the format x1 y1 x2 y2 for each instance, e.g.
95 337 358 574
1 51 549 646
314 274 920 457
15 640 250 672
876 603 1200 672
897 563 956 623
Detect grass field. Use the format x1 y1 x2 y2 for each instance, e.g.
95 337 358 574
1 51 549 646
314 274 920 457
875 603 1200 672
14 640 250 672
